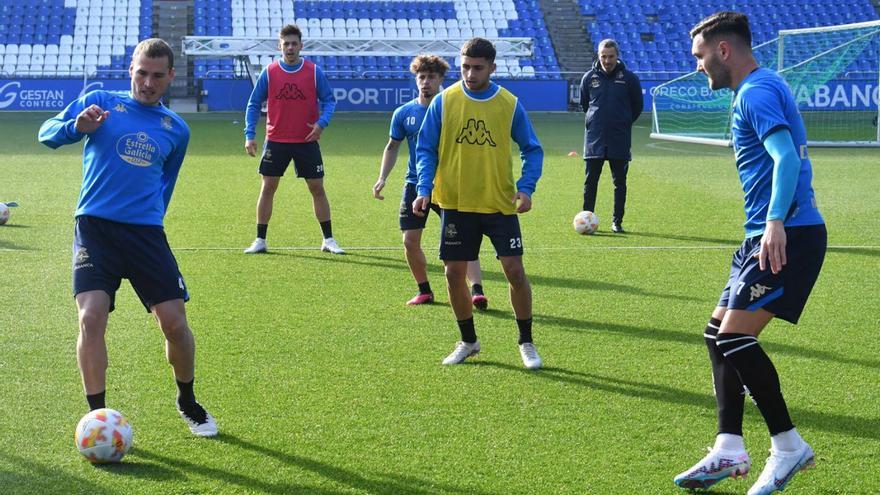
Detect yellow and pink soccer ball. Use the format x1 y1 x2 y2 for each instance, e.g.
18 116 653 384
573 211 599 235
74 408 133 463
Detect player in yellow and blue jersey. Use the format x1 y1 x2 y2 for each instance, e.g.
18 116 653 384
414 38 544 369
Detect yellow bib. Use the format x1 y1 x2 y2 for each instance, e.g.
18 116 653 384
435 82 518 214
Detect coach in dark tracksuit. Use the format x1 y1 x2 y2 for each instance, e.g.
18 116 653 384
579 39 643 233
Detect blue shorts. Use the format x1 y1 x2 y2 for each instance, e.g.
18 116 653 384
399 182 441 231
718 224 826 324
259 140 324 178
439 209 523 261
73 216 189 312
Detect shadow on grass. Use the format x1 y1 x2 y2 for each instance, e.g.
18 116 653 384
474 361 880 441
301 252 701 303
624 230 740 246
523 313 880 370
0 451 125 495
827 246 880 258
210 433 496 495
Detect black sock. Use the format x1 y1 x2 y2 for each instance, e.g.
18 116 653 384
517 318 533 344
257 223 268 239
704 319 745 436
471 283 484 296
320 220 332 239
418 281 432 295
716 333 794 435
86 391 106 411
457 317 477 343
176 378 196 410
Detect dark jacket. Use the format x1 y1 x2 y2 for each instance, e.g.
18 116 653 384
579 59 643 160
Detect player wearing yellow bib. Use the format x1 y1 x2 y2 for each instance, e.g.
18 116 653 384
413 38 544 369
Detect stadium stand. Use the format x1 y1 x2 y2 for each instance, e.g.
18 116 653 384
0 0 876 86
579 0 879 80
192 0 561 80
1 0 152 78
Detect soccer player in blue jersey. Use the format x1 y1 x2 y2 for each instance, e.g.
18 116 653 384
38 39 217 437
414 38 544 369
243 24 343 255
373 54 488 308
674 12 825 494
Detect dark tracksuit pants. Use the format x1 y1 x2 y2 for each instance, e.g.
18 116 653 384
583 156 629 225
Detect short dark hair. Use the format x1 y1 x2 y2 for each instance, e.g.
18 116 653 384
460 38 496 62
279 24 302 41
132 38 174 69
690 11 752 47
410 54 450 76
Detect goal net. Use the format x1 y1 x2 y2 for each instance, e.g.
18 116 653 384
651 20 880 147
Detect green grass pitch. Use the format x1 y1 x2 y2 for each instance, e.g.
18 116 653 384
0 111 878 494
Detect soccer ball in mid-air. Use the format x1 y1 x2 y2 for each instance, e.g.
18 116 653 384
0 203 9 225
573 211 599 235
75 408 133 463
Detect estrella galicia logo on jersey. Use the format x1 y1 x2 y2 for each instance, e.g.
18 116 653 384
749 283 772 302
161 116 173 130
275 83 305 100
116 132 160 167
455 119 496 147
445 223 458 238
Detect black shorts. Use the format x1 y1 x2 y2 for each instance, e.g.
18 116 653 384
439 209 523 261
73 216 189 312
718 224 827 324
259 140 324 178
399 182 441 231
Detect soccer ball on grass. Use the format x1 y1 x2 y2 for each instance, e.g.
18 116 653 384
573 211 599 235
0 203 9 225
75 408 133 463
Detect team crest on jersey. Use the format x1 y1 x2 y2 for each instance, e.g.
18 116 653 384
445 223 458 238
456 118 496 147
591 77 600 88
617 71 624 79
262 148 272 162
76 247 89 264
74 247 94 270
113 103 127 113
161 116 173 130
276 83 305 100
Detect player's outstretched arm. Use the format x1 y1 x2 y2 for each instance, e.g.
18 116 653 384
38 97 102 149
374 138 402 200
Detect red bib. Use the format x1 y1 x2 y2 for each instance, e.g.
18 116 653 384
266 59 319 143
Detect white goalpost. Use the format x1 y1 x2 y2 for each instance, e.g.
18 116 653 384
651 19 880 147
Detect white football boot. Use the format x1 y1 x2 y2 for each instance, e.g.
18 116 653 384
442 340 480 365
177 402 219 437
674 447 751 490
748 442 814 495
518 342 542 369
321 237 345 254
244 238 267 254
